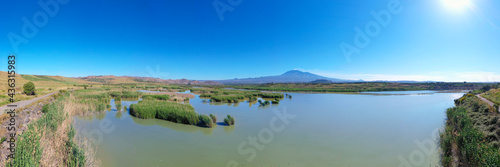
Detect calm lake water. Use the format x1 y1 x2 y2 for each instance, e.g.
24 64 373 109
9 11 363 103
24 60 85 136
74 91 465 167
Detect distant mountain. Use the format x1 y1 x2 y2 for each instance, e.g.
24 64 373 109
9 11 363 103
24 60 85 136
217 70 360 84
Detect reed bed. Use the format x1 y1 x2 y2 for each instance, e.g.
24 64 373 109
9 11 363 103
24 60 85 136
130 101 199 125
142 94 170 100
198 115 213 128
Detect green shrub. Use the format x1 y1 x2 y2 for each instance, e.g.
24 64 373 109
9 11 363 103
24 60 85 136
224 118 231 126
259 100 271 106
227 115 235 125
109 91 121 97
260 93 284 98
116 104 122 111
209 114 217 123
23 82 36 95
198 115 213 128
249 96 257 102
0 137 6 144
42 105 49 113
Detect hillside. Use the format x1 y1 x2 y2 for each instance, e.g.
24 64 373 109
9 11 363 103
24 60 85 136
0 72 220 106
482 88 500 105
0 72 97 106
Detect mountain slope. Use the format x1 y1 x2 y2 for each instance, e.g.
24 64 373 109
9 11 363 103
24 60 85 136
217 70 358 84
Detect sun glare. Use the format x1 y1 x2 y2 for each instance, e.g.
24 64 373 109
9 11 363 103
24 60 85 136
442 0 471 11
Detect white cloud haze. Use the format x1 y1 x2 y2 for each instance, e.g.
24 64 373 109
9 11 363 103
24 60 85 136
298 70 500 82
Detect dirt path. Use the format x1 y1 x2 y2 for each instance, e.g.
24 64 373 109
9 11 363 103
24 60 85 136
0 91 58 115
476 94 500 113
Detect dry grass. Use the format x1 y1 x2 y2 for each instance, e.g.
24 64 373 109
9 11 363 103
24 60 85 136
40 126 66 166
1 91 100 166
39 94 100 166
76 134 100 166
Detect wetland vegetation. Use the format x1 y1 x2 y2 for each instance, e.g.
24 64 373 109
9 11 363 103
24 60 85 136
130 100 199 125
440 89 500 166
191 87 284 103
5 74 497 167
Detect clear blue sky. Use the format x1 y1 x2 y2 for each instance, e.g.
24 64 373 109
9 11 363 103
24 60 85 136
1 0 499 81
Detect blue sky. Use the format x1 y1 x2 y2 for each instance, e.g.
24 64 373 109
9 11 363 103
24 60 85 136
1 0 499 81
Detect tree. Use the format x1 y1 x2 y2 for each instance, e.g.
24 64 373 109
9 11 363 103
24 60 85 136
23 82 36 95
481 85 492 92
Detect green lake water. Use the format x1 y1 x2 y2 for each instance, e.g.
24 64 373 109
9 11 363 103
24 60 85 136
74 90 465 167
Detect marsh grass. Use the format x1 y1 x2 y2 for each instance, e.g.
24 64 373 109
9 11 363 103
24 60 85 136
224 115 235 126
7 92 93 167
73 91 110 112
258 100 271 106
272 98 280 104
210 95 245 103
142 94 170 100
191 88 284 104
198 115 213 128
116 104 122 111
224 118 231 126
209 114 217 123
130 100 199 125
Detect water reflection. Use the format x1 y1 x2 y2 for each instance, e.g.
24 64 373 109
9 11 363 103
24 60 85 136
76 112 106 121
223 124 235 133
130 116 214 135
115 111 123 119
74 91 464 167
